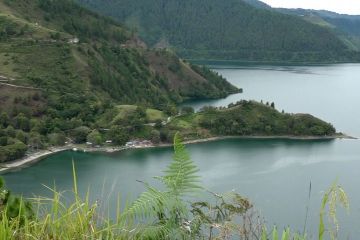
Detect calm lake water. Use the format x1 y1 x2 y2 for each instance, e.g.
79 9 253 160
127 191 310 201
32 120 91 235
2 64 360 238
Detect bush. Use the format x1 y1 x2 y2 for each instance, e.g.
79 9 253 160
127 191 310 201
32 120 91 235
48 132 66 146
87 130 103 145
72 126 90 143
0 142 27 162
181 106 195 115
108 126 129 145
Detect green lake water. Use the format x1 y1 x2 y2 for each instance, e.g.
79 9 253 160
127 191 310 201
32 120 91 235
2 64 360 238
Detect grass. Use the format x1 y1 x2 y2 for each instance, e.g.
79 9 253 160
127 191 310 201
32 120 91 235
0 163 134 240
145 108 167 122
0 84 44 113
0 13 59 39
0 50 18 77
113 105 138 122
113 105 168 123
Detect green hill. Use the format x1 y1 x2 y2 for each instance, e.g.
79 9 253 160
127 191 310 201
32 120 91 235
77 0 359 62
243 0 360 51
163 101 337 141
0 0 238 106
0 0 239 162
0 0 344 163
276 9 360 51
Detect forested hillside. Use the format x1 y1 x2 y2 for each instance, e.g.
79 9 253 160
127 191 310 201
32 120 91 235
244 0 360 51
78 0 359 62
163 101 337 142
0 0 239 162
277 9 360 50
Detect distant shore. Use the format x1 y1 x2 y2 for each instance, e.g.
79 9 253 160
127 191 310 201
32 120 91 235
0 134 356 173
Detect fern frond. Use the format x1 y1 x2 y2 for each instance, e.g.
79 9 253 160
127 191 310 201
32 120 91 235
121 133 203 237
161 133 202 195
123 183 168 220
136 223 172 239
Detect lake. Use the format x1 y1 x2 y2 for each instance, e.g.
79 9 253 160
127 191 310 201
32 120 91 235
2 63 360 238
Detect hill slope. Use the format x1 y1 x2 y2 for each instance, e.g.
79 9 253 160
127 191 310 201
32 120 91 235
78 0 359 62
277 9 360 50
0 0 238 107
243 0 360 51
0 0 239 162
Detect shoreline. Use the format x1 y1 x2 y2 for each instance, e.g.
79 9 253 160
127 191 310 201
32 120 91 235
0 134 356 173
188 59 360 66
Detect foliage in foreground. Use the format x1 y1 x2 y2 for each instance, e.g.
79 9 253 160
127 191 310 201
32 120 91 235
0 134 350 239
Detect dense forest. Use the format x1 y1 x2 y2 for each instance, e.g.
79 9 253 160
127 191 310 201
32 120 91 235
0 0 238 162
244 0 360 51
278 9 360 51
77 0 360 62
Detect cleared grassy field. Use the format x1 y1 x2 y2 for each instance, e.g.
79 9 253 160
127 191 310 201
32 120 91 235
0 84 45 115
146 108 167 122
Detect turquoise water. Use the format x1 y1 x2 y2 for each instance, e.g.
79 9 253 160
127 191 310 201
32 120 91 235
183 63 360 137
3 64 360 238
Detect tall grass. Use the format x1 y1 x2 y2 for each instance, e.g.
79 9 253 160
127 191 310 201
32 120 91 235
0 162 136 240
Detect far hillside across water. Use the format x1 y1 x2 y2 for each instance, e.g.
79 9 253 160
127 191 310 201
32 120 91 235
78 0 360 62
243 0 360 51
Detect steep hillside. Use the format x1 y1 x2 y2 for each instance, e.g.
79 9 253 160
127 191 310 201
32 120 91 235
277 9 360 50
0 0 239 162
243 0 360 51
78 0 359 62
0 0 238 106
242 0 271 9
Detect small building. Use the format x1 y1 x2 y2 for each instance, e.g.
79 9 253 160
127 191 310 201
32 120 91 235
126 141 134 147
68 37 79 44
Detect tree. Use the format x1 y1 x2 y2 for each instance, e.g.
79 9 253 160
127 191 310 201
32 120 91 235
0 112 9 127
28 132 44 150
48 132 66 146
0 137 8 146
14 114 30 132
0 149 6 162
0 142 28 162
87 130 103 145
150 129 160 144
5 126 15 138
72 126 90 143
154 119 163 129
108 126 129 145
181 106 195 115
164 104 178 116
135 106 146 119
16 130 27 144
